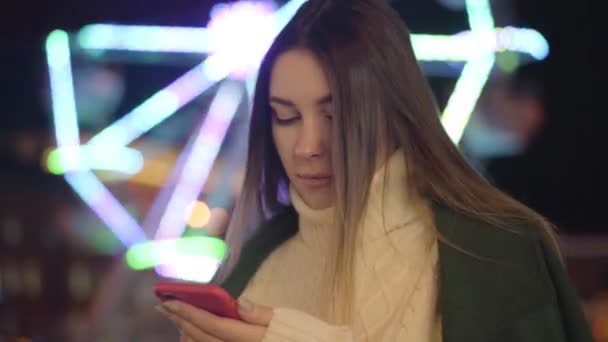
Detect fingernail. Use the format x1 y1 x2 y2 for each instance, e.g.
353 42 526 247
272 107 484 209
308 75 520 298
163 301 179 313
155 305 169 316
238 297 253 313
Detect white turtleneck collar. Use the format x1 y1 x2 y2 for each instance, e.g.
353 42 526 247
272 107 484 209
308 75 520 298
289 149 425 249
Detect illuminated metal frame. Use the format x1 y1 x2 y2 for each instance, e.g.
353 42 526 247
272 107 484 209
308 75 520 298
45 0 548 281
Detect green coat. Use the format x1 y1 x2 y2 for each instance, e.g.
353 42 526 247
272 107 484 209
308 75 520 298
221 204 593 341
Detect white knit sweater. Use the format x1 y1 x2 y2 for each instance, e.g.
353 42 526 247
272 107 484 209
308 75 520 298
241 150 443 341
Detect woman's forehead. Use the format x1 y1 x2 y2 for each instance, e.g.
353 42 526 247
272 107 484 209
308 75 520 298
269 49 331 105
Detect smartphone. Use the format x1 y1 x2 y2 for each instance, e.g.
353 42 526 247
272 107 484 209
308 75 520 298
155 282 241 320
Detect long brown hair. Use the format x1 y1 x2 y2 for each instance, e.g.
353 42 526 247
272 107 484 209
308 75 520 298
215 0 560 323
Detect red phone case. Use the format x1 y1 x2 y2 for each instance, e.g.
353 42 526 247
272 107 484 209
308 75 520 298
155 282 241 320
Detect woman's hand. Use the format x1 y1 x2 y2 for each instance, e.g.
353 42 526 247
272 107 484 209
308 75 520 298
156 298 273 342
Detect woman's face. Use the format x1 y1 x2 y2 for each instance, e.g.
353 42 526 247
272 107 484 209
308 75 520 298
269 49 334 209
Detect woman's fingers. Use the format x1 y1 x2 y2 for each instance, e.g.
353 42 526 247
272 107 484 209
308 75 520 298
158 301 267 341
158 305 222 342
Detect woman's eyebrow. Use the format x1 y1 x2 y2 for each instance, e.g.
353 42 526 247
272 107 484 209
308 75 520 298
269 96 295 107
269 94 332 107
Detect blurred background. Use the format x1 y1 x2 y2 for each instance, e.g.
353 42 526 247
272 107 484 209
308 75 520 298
1 0 603 341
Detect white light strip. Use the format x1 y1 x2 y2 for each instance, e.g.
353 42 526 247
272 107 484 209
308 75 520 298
78 24 210 53
46 30 80 149
441 56 495 143
87 60 229 147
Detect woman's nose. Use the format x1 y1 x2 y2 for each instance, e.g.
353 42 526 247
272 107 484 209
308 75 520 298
294 117 327 159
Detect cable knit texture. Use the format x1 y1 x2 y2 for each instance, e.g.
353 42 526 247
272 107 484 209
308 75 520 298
241 150 442 341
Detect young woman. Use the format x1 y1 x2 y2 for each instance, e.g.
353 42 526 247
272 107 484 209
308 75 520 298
156 0 593 341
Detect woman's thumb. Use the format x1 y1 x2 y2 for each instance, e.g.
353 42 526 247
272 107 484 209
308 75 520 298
237 297 274 326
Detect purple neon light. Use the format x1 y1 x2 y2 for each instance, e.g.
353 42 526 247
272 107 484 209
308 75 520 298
154 81 243 240
87 61 230 147
141 122 200 236
65 171 147 245
46 30 147 247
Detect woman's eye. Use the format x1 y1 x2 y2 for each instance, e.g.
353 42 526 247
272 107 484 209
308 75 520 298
272 114 300 126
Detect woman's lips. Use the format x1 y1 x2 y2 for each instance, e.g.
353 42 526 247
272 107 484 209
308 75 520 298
297 174 333 189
